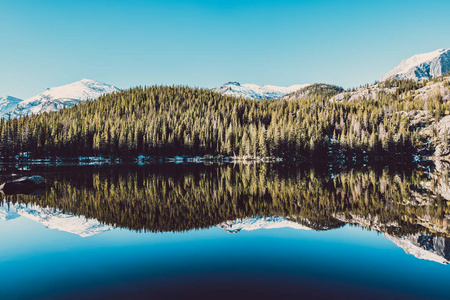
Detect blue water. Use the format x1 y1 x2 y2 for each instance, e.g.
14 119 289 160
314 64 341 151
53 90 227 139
0 216 449 300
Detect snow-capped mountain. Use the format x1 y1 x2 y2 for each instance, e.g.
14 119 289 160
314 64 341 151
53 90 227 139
384 233 450 265
7 79 119 118
0 203 20 221
213 82 310 100
381 48 450 81
218 216 312 233
334 213 450 264
0 96 23 119
0 202 113 237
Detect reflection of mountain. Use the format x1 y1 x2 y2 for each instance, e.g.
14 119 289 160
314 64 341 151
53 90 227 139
385 233 450 265
0 204 20 221
5 163 450 263
0 202 113 237
218 215 345 233
333 213 400 233
218 216 312 233
333 213 450 265
219 214 450 265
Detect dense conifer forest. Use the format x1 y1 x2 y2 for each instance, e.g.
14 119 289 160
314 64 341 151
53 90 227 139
4 164 448 235
1 77 449 161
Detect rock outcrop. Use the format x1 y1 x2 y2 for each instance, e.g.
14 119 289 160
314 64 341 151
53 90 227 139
381 48 450 81
0 175 46 195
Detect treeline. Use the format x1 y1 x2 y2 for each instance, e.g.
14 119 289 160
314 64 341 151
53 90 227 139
0 79 449 160
4 164 448 235
284 83 344 100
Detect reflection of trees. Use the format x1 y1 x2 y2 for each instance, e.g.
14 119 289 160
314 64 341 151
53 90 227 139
3 164 449 236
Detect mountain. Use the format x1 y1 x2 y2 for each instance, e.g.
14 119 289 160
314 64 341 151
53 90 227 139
283 83 344 101
7 79 119 118
0 202 113 237
213 82 310 100
381 48 450 81
330 72 450 103
334 213 450 264
329 82 398 102
385 233 450 265
0 203 20 221
218 216 312 233
0 96 23 119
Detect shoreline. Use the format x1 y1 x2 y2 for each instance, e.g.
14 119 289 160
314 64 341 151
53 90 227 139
0 154 434 168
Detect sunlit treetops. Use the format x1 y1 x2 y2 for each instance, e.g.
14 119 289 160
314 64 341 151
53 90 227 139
1 77 449 160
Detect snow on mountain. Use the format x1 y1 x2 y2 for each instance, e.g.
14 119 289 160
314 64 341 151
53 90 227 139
213 82 310 100
334 213 450 264
381 48 450 81
218 216 312 233
0 203 20 221
0 96 23 119
8 79 120 118
384 233 450 265
0 201 113 237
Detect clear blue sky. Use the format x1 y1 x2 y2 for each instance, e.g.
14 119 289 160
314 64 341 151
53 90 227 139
1 0 450 99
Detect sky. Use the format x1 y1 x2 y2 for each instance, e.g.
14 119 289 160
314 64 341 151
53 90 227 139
1 0 450 99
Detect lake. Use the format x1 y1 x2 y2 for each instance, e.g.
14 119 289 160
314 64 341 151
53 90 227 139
0 162 449 299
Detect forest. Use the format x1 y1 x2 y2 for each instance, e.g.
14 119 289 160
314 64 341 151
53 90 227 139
3 163 448 236
0 77 449 161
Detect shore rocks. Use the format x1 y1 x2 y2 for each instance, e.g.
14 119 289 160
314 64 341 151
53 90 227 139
0 175 46 195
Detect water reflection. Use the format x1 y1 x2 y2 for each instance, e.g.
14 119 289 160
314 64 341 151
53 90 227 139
384 233 450 265
1 162 450 264
0 201 113 237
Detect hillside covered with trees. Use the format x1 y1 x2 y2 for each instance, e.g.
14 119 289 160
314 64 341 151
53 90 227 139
1 76 450 162
4 163 447 235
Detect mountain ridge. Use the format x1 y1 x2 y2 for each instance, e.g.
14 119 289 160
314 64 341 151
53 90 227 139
381 48 450 81
213 81 310 100
218 216 312 233
1 48 448 117
2 79 120 119
0 202 113 237
0 96 23 119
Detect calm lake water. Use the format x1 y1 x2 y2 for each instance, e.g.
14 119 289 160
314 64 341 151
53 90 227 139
0 163 449 299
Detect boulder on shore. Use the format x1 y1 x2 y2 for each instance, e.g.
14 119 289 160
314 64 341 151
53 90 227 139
0 175 46 195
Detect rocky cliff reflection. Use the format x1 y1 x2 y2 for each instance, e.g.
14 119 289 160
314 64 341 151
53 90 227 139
1 162 450 264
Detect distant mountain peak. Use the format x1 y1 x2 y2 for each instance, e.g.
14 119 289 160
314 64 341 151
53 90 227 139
217 216 312 233
2 95 20 99
385 233 450 265
213 82 310 100
0 95 24 119
0 202 113 237
5 79 120 118
381 48 450 81
225 81 241 86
